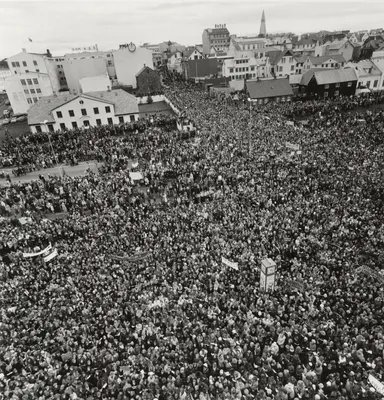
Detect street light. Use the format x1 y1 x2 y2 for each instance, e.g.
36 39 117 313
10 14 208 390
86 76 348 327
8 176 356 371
41 120 59 166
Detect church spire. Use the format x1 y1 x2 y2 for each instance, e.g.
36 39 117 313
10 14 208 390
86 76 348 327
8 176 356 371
259 10 266 37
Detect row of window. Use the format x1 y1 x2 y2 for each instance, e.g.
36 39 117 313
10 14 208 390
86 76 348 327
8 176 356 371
27 98 39 104
56 106 111 119
235 59 248 65
11 60 38 68
21 78 39 85
324 82 353 89
36 115 135 132
232 73 257 80
24 88 41 94
55 58 65 62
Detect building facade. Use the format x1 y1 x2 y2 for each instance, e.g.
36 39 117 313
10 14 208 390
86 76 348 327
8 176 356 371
0 64 12 93
4 72 56 114
246 77 293 105
299 69 358 98
52 56 67 89
27 89 139 133
79 74 112 94
136 66 161 93
344 60 383 94
202 25 231 55
267 50 297 77
113 46 154 89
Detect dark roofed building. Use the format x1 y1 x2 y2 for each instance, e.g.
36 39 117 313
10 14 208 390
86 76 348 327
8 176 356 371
135 65 161 94
246 77 293 105
299 68 357 99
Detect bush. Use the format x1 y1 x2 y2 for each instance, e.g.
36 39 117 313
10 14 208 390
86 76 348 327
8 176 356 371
147 95 153 104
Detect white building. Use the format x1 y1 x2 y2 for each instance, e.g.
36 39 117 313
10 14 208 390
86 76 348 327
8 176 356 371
0 66 12 93
113 46 154 88
344 59 383 94
167 51 183 73
63 56 108 95
4 72 56 114
79 74 112 94
5 49 61 113
371 50 384 90
27 89 139 133
222 55 263 87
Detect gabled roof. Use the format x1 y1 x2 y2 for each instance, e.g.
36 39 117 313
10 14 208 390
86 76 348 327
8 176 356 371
135 65 155 77
301 68 357 86
267 49 294 65
28 89 139 125
246 78 293 99
309 54 346 65
345 59 382 77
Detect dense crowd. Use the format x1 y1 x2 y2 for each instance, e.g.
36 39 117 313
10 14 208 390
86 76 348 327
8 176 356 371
0 82 384 400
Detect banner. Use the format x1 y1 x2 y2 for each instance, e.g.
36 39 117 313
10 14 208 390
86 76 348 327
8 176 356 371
110 251 150 262
222 257 239 271
129 171 143 181
285 142 300 151
369 375 384 395
44 248 58 263
23 243 52 258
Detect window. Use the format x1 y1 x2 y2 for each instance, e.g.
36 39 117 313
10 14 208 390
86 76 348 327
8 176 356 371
374 80 378 88
325 84 329 89
347 82 352 87
36 88 41 94
105 106 111 113
24 89 29 94
15 62 20 67
27 79 32 85
11 62 16 67
279 66 283 72
335 83 340 88
56 111 63 118
107 118 113 125
48 125 54 132
93 107 99 114
33 60 38 66
366 81 370 88
130 115 135 122
291 65 295 71
96 119 102 126
69 110 75 117
324 92 328 98
20 79 26 85
108 60 112 66
335 90 339 96
83 120 90 127
36 69 39 72
60 123 66 130
27 98 32 104
118 116 124 123
22 61 27 66
33 78 38 84
229 68 234 73
33 98 38 103
71 122 78 128
251 66 255 71
81 108 87 116
35 125 42 133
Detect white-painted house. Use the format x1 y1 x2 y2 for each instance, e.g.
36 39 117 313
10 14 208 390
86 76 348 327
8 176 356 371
27 89 139 133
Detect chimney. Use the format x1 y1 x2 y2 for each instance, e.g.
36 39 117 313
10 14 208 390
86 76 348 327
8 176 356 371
107 86 111 92
46 49 52 58
22 48 26 53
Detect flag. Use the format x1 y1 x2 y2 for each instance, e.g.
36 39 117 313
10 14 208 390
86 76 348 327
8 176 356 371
28 38 33 42
23 243 52 258
221 256 239 271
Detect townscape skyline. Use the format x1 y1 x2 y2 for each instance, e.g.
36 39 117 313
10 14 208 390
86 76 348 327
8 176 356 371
1 0 384 59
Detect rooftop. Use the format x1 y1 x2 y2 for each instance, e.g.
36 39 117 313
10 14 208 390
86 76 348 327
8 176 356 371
301 68 358 86
246 78 293 99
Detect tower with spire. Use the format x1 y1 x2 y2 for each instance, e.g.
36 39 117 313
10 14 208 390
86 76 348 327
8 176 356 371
259 10 266 37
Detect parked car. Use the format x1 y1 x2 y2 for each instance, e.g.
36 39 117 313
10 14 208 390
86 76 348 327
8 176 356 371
10 117 18 123
2 118 10 125
16 116 27 122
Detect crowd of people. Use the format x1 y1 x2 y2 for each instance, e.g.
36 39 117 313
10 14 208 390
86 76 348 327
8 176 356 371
0 82 383 400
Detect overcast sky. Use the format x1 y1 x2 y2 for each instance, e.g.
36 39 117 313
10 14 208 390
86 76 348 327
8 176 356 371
1 0 384 59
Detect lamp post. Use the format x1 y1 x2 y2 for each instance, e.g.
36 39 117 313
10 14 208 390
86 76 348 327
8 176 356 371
42 120 59 166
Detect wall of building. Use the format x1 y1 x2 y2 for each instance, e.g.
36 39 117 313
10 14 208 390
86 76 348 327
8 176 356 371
113 48 154 88
5 73 54 114
79 74 112 93
7 51 48 75
63 57 107 95
0 68 12 92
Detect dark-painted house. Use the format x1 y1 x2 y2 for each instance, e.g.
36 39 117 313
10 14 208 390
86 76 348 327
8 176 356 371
299 68 357 98
135 65 161 94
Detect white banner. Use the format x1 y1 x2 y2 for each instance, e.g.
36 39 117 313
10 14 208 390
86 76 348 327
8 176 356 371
222 257 239 271
285 142 300 151
369 375 384 395
44 248 58 263
129 171 143 181
23 243 52 258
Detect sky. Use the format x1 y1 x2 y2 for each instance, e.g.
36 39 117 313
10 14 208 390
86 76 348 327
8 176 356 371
1 0 384 59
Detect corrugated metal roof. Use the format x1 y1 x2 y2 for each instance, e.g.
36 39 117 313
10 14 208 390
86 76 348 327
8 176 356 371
246 78 293 99
28 89 139 125
309 54 346 65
